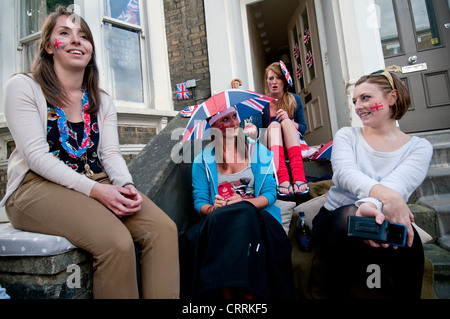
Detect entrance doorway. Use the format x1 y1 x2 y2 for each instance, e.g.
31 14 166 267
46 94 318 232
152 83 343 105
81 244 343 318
246 0 332 145
376 0 450 133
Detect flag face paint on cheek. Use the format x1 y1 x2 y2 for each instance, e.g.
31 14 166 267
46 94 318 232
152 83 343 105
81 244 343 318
370 102 384 112
53 37 66 51
217 122 231 133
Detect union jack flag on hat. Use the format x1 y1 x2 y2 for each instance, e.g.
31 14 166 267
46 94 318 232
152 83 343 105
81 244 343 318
182 120 210 141
177 82 189 100
279 60 293 87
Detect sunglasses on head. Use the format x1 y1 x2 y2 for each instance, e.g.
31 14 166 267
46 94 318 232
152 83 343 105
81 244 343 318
370 65 402 90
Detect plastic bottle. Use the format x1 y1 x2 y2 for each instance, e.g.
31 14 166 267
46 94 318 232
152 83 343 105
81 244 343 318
297 211 312 252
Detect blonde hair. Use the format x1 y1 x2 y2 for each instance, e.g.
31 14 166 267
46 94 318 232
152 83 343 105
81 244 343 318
264 62 297 118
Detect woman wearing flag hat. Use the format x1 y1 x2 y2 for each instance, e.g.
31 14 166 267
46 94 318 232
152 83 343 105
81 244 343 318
251 61 308 197
180 107 294 299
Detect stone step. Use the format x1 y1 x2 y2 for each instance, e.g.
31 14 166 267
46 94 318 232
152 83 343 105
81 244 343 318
411 166 450 201
410 204 438 243
412 129 450 145
429 142 450 167
424 243 450 299
417 194 450 241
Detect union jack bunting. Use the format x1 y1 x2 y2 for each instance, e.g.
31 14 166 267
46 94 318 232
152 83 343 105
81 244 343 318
279 60 293 87
297 64 303 79
306 51 314 68
293 43 300 59
177 83 189 100
118 0 140 25
303 28 310 45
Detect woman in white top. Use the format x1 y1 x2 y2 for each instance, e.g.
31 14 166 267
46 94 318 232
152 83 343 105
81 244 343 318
312 67 433 299
1 6 179 299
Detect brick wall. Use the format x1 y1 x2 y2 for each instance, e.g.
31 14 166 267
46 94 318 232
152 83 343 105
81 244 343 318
164 0 211 110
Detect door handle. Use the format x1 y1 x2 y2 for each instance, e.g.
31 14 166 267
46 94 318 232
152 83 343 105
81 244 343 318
302 89 310 95
408 55 418 65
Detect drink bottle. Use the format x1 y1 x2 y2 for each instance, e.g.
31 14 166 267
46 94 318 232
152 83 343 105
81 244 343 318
297 211 312 252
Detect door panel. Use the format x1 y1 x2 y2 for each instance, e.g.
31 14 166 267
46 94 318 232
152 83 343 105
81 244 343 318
287 0 331 145
376 0 450 132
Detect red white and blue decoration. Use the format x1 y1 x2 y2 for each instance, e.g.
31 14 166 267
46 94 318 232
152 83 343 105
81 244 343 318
117 0 140 25
182 89 274 142
310 141 333 161
177 82 189 100
303 28 310 45
306 51 314 68
279 60 293 87
297 64 303 80
293 43 300 59
180 104 200 118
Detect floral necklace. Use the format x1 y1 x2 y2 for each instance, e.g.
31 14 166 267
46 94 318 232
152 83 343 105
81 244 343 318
54 88 92 161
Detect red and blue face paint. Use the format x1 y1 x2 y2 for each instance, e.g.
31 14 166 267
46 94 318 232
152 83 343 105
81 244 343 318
53 37 66 51
370 102 384 112
216 121 232 133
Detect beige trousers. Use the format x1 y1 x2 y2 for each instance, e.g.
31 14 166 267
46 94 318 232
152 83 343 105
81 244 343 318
5 171 180 299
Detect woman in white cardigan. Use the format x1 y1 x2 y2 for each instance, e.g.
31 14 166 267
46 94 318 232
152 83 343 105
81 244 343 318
1 6 179 299
312 67 433 299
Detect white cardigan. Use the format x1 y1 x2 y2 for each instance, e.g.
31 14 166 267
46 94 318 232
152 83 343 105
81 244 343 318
0 74 133 206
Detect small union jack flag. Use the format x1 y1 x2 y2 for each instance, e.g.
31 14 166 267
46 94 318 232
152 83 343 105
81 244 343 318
303 28 310 45
297 64 303 79
293 43 300 59
279 60 293 87
306 51 314 68
177 83 189 100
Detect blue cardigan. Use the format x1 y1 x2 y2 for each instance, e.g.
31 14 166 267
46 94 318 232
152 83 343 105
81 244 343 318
251 93 307 135
192 142 281 225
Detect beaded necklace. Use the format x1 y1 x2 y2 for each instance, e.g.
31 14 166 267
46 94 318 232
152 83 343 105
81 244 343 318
54 89 91 160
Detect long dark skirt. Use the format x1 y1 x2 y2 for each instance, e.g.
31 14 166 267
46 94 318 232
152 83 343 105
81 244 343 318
312 205 424 299
180 201 294 299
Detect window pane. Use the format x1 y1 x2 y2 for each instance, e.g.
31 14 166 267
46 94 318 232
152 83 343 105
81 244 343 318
104 0 140 26
375 0 402 57
104 24 143 102
411 0 441 50
21 0 73 38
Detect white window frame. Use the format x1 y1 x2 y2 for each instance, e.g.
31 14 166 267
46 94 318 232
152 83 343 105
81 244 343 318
80 0 174 114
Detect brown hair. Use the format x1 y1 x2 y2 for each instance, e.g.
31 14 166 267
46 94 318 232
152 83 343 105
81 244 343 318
31 5 101 115
264 62 297 119
355 71 411 120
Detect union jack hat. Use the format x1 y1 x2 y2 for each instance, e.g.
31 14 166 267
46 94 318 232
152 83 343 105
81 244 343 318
279 60 293 87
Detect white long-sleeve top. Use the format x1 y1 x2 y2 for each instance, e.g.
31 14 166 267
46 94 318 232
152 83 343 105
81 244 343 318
0 74 133 206
324 126 433 212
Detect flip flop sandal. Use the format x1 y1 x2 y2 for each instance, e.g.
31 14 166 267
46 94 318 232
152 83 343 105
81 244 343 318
293 182 310 195
277 184 294 197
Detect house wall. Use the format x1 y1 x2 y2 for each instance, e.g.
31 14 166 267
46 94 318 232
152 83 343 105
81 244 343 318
164 0 212 110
